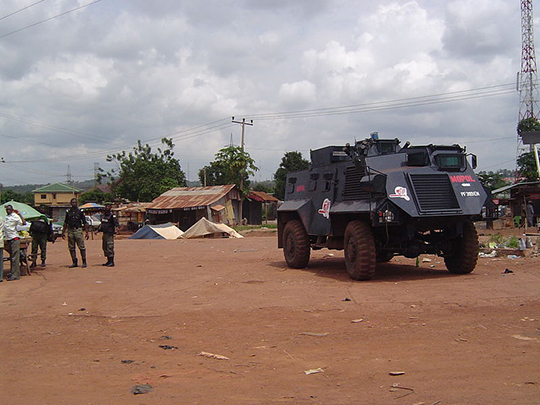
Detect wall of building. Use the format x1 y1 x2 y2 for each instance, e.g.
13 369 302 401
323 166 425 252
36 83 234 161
34 192 79 207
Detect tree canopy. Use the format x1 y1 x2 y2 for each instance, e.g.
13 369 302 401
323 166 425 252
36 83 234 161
517 152 540 182
79 188 114 205
102 138 186 202
198 146 258 193
273 151 310 200
517 117 540 134
0 189 33 204
477 170 511 192
516 117 540 181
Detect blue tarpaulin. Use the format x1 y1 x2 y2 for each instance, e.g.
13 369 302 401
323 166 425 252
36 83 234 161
129 222 183 239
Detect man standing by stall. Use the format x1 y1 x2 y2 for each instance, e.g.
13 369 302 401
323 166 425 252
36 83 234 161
29 213 53 268
0 215 4 282
3 204 26 281
98 203 119 267
62 198 89 268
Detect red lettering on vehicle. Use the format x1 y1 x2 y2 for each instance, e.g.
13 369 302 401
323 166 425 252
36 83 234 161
450 175 475 183
296 185 306 192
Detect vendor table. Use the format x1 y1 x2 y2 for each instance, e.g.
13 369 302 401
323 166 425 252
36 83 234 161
2 237 32 277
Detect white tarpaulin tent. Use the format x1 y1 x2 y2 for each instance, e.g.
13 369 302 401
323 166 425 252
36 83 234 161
182 217 243 239
129 222 184 239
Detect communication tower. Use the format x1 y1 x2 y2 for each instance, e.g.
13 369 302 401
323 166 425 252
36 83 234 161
517 0 540 176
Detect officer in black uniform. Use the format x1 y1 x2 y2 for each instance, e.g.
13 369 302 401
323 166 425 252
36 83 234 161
62 198 89 268
97 203 119 267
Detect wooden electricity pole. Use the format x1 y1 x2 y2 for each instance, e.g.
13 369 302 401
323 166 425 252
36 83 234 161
231 117 253 224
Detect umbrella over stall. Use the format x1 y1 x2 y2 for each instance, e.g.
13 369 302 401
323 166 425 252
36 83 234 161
79 203 105 211
0 200 44 220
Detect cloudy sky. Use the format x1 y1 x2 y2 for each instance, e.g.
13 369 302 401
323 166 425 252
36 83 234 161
0 0 532 187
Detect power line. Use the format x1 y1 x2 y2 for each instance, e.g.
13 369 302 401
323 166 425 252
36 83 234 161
0 0 46 22
245 83 516 121
2 82 519 164
0 112 112 142
0 0 102 40
6 119 235 163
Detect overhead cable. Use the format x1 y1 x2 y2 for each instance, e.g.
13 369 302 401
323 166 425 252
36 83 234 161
0 0 46 22
0 0 102 39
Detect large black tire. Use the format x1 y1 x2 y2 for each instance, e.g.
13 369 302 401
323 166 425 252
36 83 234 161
283 220 311 268
344 220 376 280
444 221 478 274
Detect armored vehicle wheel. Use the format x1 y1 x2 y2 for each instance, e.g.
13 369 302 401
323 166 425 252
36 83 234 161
444 221 478 274
283 220 311 268
344 220 376 280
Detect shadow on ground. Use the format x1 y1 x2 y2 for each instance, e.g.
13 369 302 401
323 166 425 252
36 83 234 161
269 256 477 283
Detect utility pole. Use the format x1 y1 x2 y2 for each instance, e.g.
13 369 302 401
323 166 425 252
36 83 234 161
231 117 254 224
231 117 253 151
94 162 99 188
66 165 73 186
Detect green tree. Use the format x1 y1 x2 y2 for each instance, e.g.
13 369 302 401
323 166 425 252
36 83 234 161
516 118 540 181
0 189 33 204
477 171 511 191
517 117 540 134
198 146 258 193
79 189 114 204
102 138 186 202
252 180 275 194
273 151 309 200
517 152 540 181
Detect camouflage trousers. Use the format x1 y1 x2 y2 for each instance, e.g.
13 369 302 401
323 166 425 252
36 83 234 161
68 228 86 252
31 233 48 262
102 233 115 258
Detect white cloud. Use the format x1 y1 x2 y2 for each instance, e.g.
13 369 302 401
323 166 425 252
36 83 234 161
0 0 530 186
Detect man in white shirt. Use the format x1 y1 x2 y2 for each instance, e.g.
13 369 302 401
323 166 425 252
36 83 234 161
0 215 4 282
3 205 26 281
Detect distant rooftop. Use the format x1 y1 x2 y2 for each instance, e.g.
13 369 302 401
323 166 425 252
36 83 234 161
32 182 82 193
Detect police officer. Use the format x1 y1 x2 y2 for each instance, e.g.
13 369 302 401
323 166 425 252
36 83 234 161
29 214 53 268
97 203 119 267
62 198 89 268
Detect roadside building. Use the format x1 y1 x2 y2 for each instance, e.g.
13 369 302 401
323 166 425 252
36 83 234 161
146 185 242 230
242 190 279 225
113 202 152 231
492 181 540 228
32 183 82 223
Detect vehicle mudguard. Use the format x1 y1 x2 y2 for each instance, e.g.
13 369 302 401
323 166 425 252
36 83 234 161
277 199 314 247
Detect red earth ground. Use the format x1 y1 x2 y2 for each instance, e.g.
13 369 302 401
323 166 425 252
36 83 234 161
1 227 539 405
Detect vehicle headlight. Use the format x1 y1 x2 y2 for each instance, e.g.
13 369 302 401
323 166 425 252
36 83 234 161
383 210 394 222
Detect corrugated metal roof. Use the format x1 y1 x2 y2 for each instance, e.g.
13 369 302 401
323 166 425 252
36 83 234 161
147 185 239 210
248 190 279 202
492 181 540 195
114 202 152 213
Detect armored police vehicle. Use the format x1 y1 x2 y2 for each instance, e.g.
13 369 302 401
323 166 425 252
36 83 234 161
277 135 487 280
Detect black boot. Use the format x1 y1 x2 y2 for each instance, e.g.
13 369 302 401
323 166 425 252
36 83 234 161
41 260 46 267
81 250 87 268
30 260 37 269
106 257 115 267
102 257 111 266
68 250 78 268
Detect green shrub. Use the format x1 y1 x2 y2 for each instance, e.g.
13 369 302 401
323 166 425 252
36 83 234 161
505 235 519 249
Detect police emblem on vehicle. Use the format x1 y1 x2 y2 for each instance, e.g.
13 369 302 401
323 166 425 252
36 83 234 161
318 198 331 218
389 186 410 201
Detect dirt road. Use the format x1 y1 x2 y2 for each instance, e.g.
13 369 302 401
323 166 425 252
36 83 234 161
1 234 539 404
